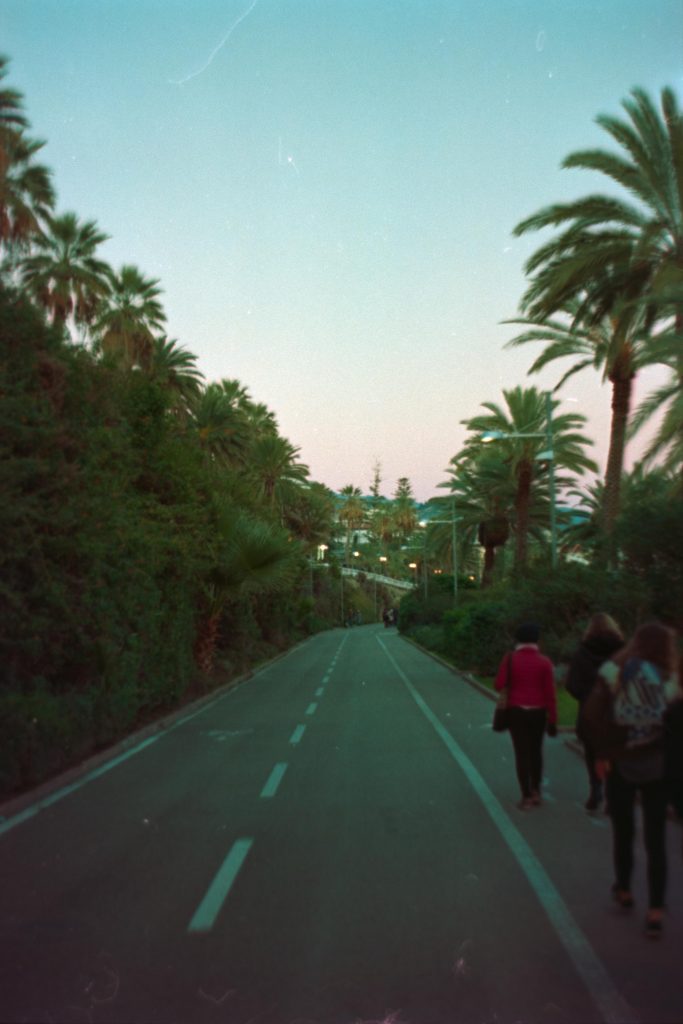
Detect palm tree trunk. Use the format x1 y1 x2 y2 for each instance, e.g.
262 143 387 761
194 612 221 676
602 375 633 541
482 545 496 587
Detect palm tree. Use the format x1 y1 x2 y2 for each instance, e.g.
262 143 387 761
148 336 204 412
338 484 366 564
513 87 683 333
191 383 252 470
243 399 279 438
626 287 683 477
248 435 310 517
1 132 54 259
0 55 27 139
20 211 111 328
461 387 597 570
630 372 683 477
505 297 648 533
440 451 516 587
94 264 165 368
0 55 55 259
284 481 336 553
194 511 299 675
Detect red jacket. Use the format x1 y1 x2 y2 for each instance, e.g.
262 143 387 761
495 644 557 723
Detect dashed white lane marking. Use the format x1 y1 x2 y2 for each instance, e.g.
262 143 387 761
306 702 318 716
315 687 324 697
377 636 638 1024
188 838 254 933
260 762 288 799
289 725 306 745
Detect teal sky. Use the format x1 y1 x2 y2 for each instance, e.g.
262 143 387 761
3 0 682 499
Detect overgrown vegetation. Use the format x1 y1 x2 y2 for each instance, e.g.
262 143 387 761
1 57 681 799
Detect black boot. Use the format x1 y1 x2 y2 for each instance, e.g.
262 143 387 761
585 782 603 812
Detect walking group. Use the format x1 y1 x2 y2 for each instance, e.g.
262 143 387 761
493 617 683 940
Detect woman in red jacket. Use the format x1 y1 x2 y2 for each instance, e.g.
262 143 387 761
495 623 558 809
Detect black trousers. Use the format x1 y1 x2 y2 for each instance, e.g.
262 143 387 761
606 766 669 909
508 707 547 799
576 709 602 793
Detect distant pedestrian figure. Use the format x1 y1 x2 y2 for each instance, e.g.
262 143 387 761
587 622 680 939
566 613 624 812
495 623 557 809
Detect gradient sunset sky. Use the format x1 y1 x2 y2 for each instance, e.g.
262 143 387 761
3 0 682 499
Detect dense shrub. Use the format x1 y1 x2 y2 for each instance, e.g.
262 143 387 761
402 561 659 675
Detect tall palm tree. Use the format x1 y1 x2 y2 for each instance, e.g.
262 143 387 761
505 297 648 533
148 336 204 412
513 87 683 333
0 55 27 139
627 287 683 477
630 371 683 477
1 132 54 259
94 264 165 368
461 387 597 570
248 435 310 517
0 55 55 258
440 451 517 587
191 383 251 470
338 484 366 564
284 481 336 553
20 211 111 328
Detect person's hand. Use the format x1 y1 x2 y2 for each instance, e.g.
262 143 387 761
596 759 611 780
546 722 557 738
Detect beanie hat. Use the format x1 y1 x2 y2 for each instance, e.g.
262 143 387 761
515 623 540 644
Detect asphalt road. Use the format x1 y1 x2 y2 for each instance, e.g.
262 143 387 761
1 625 681 1024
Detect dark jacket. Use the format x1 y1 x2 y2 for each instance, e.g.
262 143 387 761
664 698 683 817
566 633 624 704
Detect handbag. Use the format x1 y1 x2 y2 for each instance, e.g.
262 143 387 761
492 653 513 732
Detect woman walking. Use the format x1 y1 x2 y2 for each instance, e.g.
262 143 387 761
588 622 680 939
495 623 557 810
566 613 624 811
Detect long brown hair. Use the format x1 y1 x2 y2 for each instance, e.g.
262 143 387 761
615 621 678 677
583 612 623 642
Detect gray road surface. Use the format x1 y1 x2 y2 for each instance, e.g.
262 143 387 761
1 625 681 1024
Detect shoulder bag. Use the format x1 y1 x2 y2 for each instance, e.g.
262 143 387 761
492 653 513 732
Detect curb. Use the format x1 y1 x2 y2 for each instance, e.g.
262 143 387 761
0 636 313 821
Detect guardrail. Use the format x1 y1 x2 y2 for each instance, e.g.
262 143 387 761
340 567 414 590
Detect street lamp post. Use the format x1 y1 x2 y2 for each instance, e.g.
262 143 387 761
481 390 557 569
375 555 388 619
419 504 460 600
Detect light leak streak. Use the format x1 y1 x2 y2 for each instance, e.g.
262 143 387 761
170 0 260 85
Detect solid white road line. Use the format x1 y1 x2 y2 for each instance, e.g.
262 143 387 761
188 838 254 933
0 736 160 839
377 636 638 1024
260 762 288 798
